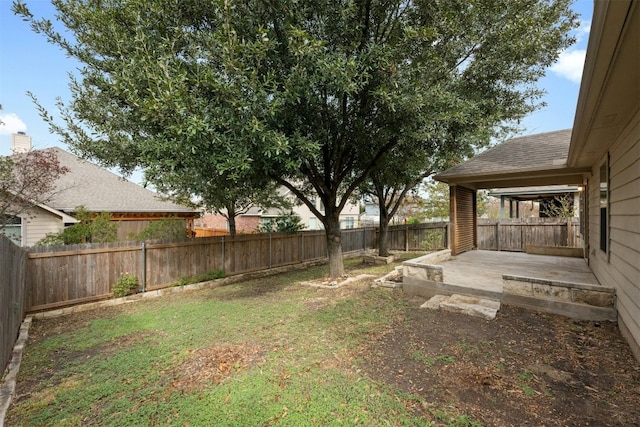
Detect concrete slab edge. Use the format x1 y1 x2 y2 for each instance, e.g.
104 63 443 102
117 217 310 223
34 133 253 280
0 316 32 426
401 249 451 267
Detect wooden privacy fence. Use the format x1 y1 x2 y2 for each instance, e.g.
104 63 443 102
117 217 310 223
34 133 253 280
1 234 27 374
477 218 581 251
25 227 379 312
384 222 449 252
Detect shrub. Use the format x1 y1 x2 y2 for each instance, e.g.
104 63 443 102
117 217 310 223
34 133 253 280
134 218 188 241
258 212 304 233
36 206 117 246
113 273 139 297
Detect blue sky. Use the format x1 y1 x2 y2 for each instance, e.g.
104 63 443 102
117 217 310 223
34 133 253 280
1 0 594 180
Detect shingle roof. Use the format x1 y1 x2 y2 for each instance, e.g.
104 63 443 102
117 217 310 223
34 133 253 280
436 129 572 180
46 147 197 214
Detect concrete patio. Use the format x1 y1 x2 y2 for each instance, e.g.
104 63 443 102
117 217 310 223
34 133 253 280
403 250 617 321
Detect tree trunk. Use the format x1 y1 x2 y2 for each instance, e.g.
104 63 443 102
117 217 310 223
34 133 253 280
324 215 345 278
378 220 389 257
377 192 391 257
228 217 237 238
226 204 237 238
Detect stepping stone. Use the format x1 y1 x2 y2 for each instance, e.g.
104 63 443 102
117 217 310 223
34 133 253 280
420 294 500 320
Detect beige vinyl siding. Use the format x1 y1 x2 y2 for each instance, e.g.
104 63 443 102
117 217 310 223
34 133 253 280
21 206 65 247
589 112 640 359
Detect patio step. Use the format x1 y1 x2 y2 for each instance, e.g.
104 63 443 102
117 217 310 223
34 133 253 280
420 294 500 320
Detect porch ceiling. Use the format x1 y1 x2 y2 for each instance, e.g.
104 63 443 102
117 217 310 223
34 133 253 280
437 166 590 190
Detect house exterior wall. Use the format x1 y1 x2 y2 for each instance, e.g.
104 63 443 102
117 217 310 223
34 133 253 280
197 197 360 234
195 214 260 233
587 112 640 359
291 199 360 230
116 220 151 240
21 206 65 247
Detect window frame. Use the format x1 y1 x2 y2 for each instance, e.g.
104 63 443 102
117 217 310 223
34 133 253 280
0 215 23 246
599 155 609 256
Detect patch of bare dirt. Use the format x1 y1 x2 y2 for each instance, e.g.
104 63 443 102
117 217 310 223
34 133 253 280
358 301 640 426
169 343 265 393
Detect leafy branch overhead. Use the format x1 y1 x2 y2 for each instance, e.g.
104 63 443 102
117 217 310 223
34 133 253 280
13 0 578 277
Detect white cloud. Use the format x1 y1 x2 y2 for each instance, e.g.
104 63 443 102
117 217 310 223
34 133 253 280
575 19 591 44
0 113 27 135
550 49 586 84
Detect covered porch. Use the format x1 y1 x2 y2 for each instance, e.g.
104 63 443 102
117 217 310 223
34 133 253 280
403 249 616 321
435 129 591 256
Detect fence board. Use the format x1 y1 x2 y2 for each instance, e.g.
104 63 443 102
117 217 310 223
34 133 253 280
478 218 580 251
23 220 582 313
1 234 27 374
384 222 448 252
23 229 369 311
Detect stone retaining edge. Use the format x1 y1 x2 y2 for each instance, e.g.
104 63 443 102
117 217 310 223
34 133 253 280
0 317 32 426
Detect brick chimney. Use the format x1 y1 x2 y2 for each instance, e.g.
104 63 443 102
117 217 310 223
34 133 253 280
11 132 32 154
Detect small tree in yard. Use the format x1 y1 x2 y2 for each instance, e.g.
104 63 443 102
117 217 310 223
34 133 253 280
0 147 69 234
423 180 451 221
541 194 575 218
134 218 189 241
15 0 578 277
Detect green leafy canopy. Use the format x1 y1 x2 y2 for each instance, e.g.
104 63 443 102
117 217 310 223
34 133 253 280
14 0 578 276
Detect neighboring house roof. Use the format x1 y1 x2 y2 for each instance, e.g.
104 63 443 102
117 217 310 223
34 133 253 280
434 129 590 189
46 147 197 216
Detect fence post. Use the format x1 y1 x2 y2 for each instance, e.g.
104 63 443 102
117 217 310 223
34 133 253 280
301 232 305 262
269 233 273 269
496 221 501 251
221 236 225 274
405 222 409 252
140 242 146 292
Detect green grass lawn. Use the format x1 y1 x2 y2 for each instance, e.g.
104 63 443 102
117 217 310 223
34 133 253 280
8 255 480 426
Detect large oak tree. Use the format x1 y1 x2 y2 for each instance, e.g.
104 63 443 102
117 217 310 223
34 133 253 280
15 0 577 277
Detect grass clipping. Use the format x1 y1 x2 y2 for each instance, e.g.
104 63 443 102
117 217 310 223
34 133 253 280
171 343 264 393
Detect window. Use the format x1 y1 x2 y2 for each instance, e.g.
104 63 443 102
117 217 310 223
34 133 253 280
0 215 22 246
309 218 317 230
344 217 355 229
599 156 608 253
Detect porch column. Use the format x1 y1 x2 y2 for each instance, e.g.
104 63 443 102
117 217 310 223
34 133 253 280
449 184 477 256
